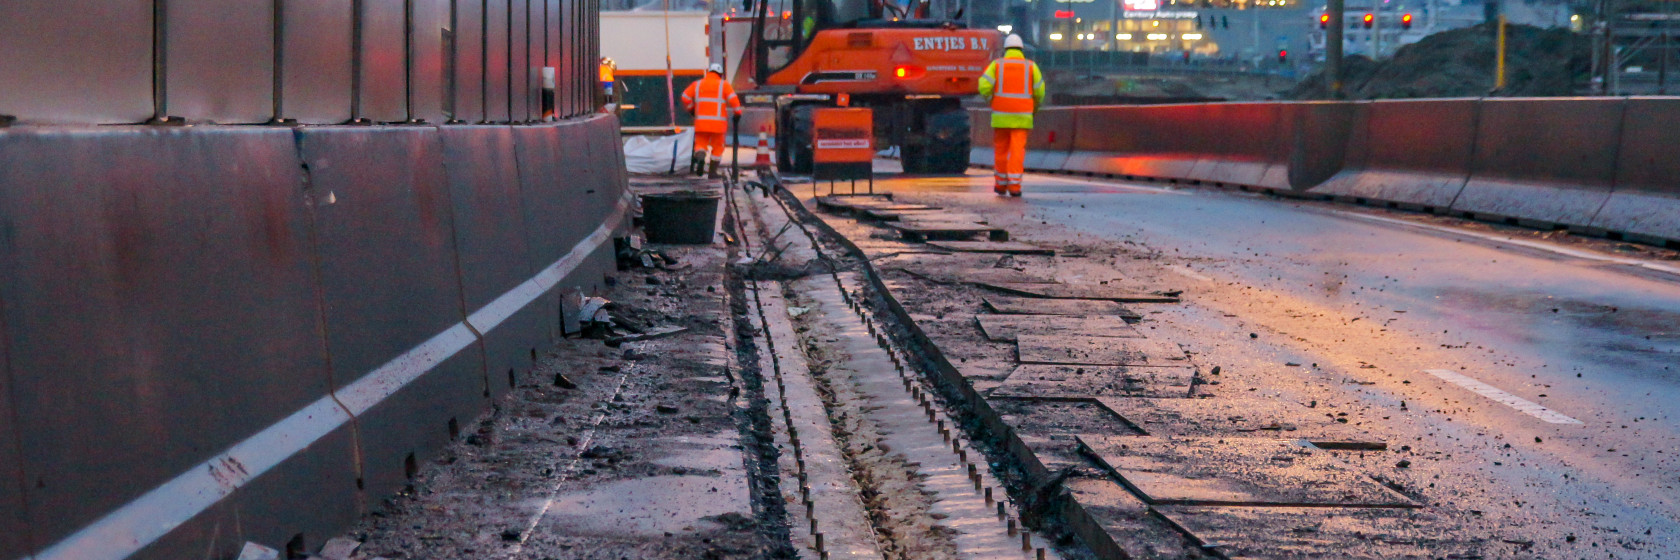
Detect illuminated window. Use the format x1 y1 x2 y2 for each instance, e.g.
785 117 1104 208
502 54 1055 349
1183 33 1203 40
1117 33 1133 40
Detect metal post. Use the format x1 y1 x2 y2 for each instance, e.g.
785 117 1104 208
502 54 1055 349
1662 32 1670 94
1326 0 1344 97
1495 14 1507 90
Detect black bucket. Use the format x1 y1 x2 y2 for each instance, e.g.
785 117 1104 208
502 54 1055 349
640 191 720 244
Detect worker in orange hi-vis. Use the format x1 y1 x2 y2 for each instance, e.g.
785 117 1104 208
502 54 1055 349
977 34 1046 197
680 63 744 178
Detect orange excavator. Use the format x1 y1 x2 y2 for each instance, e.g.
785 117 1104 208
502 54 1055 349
732 0 999 174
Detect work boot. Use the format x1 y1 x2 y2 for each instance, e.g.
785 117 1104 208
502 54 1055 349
994 180 1007 195
690 154 705 176
1008 183 1022 197
706 160 721 179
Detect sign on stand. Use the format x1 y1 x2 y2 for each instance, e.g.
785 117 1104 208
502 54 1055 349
812 108 875 194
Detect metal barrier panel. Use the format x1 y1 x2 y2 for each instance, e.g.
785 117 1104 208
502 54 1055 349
164 0 276 124
295 127 481 503
1182 102 1284 188
0 0 153 124
359 0 410 122
410 0 450 124
529 0 547 119
486 0 513 122
439 125 547 400
510 0 532 122
548 0 563 116
0 127 344 556
452 0 487 123
1062 104 1206 179
1453 98 1625 227
1591 97 1680 244
1311 99 1478 209
281 0 355 123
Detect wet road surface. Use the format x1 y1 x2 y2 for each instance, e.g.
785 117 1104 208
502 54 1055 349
853 165 1680 557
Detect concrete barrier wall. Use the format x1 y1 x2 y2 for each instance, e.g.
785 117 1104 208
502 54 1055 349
1451 98 1625 228
1593 97 1680 244
980 98 1679 247
1314 99 1478 210
0 115 630 560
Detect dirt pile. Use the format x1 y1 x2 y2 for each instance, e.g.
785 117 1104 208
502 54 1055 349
1293 22 1591 99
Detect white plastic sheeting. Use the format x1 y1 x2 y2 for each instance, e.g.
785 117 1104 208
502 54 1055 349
622 130 694 175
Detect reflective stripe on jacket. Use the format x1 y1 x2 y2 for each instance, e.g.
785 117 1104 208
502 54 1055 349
977 49 1045 129
680 74 742 133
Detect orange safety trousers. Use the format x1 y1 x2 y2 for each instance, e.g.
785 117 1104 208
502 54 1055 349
992 128 1029 195
694 130 727 162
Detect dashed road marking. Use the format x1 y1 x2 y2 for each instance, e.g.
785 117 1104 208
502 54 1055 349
1423 369 1583 425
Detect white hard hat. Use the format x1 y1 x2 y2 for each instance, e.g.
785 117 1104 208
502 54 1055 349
708 62 724 75
1004 34 1024 50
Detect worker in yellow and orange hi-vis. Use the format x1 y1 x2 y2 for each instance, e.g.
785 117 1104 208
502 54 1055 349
681 63 744 178
977 34 1046 197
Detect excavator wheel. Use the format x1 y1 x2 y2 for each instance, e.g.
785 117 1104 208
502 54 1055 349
920 103 972 174
902 101 970 175
777 103 817 175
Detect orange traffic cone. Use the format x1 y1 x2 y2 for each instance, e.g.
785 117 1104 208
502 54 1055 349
753 126 772 170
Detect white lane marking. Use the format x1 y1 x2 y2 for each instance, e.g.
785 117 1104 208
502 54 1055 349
1025 173 1192 195
32 191 634 560
1165 264 1214 282
1423 369 1583 425
1331 211 1680 277
502 365 634 557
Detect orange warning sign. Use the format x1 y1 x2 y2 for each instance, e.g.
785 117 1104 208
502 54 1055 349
813 108 874 165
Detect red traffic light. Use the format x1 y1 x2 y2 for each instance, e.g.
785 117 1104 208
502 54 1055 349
1053 9 1074 18
1319 13 1330 29
1363 13 1374 28
1277 49 1288 63
1401 13 1414 29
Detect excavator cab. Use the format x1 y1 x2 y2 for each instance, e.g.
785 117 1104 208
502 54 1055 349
735 0 997 174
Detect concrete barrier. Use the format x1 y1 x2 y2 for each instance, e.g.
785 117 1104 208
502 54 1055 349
1591 97 1680 246
1021 108 1077 171
1274 101 1358 193
440 125 544 401
1311 99 1479 210
1062 104 1217 181
0 115 629 560
1182 102 1286 189
295 126 484 512
0 127 354 560
1451 98 1625 228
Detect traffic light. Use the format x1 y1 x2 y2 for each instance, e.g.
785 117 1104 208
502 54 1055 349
1221 15 1229 28
1362 13 1374 28
1278 49 1288 63
1319 13 1331 29
1401 13 1414 29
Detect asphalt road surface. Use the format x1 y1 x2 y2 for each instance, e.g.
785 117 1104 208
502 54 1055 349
855 164 1680 557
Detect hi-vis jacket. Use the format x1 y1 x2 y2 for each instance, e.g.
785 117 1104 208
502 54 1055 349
977 49 1046 129
681 74 743 134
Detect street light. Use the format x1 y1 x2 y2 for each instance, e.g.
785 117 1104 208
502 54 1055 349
997 24 1013 33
